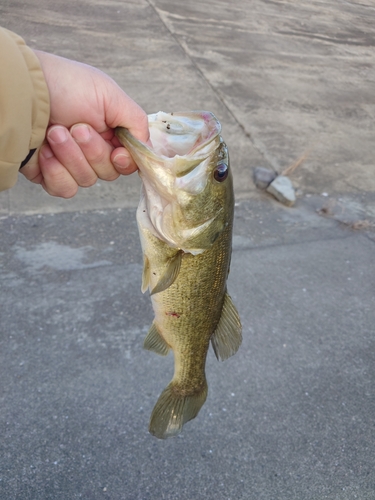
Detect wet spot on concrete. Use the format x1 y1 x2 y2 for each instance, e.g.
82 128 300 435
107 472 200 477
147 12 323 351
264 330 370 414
14 241 112 272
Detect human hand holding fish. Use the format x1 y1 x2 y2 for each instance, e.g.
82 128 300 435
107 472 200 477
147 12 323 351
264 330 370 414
20 50 149 198
116 111 242 439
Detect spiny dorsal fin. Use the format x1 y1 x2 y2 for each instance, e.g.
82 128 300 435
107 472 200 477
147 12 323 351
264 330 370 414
143 322 170 356
149 380 208 439
141 255 150 293
211 292 242 361
150 250 183 295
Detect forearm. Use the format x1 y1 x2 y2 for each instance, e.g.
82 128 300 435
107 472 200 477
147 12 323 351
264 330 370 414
0 28 49 191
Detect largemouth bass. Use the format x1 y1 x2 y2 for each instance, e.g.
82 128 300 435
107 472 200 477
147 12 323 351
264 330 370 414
116 111 242 439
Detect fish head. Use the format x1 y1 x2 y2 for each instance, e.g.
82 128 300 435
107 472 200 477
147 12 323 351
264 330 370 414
116 111 234 254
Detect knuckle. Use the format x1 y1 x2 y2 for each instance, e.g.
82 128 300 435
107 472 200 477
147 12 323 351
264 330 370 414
80 177 97 188
45 184 78 199
99 171 119 182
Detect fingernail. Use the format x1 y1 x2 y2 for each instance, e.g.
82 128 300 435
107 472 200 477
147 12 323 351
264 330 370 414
113 152 130 169
48 126 68 145
71 124 91 143
40 144 54 159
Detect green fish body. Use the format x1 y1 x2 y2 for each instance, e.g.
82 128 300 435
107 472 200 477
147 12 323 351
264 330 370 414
116 111 242 439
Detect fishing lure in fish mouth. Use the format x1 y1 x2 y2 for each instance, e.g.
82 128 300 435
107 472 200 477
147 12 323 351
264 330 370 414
116 111 242 439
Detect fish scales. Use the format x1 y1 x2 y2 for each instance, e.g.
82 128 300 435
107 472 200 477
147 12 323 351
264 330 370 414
151 224 232 380
116 111 242 439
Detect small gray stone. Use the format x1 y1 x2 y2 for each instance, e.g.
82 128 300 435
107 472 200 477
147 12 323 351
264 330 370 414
266 175 296 206
253 166 277 190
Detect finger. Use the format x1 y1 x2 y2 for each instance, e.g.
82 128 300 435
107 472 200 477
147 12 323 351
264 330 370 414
70 124 120 181
39 143 79 198
111 147 138 176
19 146 44 184
125 106 150 144
47 125 98 187
105 86 150 144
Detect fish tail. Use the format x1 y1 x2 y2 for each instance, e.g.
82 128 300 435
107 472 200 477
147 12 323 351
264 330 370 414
149 380 208 439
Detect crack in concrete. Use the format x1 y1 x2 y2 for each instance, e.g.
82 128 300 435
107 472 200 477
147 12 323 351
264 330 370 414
146 0 280 171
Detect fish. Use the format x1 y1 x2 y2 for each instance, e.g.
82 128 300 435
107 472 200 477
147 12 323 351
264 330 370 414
116 111 242 439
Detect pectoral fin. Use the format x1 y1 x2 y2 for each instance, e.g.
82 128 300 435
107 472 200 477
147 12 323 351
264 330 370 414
143 321 170 356
211 292 242 361
150 250 183 295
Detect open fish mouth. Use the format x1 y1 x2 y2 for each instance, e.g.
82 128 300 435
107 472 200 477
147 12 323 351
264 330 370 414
116 111 222 179
147 111 221 160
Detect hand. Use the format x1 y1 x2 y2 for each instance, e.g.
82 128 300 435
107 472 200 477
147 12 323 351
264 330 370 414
21 51 149 198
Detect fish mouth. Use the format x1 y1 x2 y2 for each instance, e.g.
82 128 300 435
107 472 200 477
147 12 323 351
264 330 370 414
148 111 221 158
116 111 221 178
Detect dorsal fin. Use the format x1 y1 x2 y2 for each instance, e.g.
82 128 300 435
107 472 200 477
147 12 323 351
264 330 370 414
211 292 242 361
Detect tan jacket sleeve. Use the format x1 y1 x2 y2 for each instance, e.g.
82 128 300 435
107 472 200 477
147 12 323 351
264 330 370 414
0 27 50 191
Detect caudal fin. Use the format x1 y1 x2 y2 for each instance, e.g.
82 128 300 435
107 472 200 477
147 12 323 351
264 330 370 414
149 381 208 439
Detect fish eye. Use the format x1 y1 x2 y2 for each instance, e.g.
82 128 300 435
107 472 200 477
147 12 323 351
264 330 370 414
214 163 228 182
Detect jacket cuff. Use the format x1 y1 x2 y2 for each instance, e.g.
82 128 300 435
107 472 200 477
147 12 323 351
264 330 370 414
16 34 50 150
0 28 50 191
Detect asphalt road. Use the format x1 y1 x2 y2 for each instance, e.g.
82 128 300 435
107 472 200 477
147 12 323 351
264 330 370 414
1 1 375 499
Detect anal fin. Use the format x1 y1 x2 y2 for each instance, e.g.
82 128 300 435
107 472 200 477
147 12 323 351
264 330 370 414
143 321 170 356
211 292 242 361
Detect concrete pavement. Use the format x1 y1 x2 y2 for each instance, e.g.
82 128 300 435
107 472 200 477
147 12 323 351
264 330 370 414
1 1 375 499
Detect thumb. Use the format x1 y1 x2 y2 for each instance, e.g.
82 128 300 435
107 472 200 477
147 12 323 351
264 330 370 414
104 81 150 144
